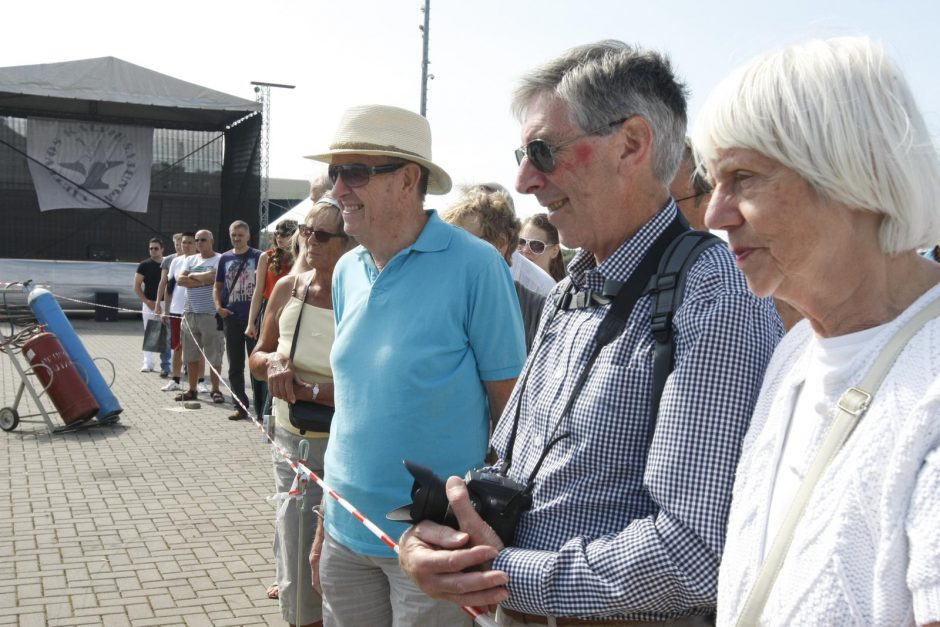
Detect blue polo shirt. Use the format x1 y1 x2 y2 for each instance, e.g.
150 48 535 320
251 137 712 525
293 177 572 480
325 210 526 556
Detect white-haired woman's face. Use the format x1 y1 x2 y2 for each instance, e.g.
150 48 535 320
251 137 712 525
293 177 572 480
705 147 872 306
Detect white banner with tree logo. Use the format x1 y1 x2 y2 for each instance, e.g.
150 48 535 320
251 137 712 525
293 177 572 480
27 119 153 213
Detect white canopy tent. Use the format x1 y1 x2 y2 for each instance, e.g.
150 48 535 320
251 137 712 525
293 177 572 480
264 197 313 232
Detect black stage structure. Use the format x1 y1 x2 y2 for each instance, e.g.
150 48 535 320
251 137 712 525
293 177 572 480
0 56 262 262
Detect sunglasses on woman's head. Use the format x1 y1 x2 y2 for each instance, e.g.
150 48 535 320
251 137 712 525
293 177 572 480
328 162 406 188
297 224 346 243
518 238 547 255
514 117 628 174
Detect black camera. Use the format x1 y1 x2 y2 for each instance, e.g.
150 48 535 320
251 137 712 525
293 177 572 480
387 460 531 546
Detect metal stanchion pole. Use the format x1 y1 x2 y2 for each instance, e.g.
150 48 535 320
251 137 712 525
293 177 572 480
295 439 311 626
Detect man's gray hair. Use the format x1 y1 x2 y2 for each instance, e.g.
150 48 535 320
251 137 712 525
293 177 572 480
692 36 940 255
512 40 688 184
309 171 332 201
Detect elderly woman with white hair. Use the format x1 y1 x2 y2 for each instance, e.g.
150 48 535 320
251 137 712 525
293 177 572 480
692 37 940 626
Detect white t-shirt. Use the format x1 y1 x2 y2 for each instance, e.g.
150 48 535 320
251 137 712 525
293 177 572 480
510 250 557 296
764 323 886 554
168 254 189 314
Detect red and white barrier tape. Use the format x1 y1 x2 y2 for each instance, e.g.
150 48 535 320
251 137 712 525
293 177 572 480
15 288 497 626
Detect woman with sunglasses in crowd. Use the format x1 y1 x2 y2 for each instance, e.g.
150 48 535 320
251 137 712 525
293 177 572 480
246 219 298 421
249 196 355 627
519 212 567 282
246 219 298 341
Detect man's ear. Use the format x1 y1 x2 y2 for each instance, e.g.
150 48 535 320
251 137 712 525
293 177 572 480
400 162 423 194
614 116 654 174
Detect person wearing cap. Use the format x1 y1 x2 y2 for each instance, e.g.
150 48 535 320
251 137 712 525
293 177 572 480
399 41 783 625
305 104 526 626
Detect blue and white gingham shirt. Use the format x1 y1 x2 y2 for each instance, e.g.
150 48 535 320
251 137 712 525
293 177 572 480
491 202 783 621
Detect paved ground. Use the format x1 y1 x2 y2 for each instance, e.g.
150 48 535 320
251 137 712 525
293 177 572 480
0 317 286 626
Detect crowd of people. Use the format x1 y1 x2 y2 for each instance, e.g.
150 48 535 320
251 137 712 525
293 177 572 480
133 34 939 627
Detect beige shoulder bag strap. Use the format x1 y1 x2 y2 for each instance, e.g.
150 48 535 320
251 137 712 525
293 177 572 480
736 295 940 626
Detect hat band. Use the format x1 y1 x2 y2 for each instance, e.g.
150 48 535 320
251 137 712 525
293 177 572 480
330 141 427 161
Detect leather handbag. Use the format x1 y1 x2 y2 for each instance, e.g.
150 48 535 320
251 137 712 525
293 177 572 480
286 275 333 434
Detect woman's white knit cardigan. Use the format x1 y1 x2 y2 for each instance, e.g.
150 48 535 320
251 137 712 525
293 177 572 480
717 285 940 626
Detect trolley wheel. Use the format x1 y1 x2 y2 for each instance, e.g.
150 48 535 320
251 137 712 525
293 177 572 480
0 407 19 432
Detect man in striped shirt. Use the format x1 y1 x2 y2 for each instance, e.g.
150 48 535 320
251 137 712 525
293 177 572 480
175 229 223 403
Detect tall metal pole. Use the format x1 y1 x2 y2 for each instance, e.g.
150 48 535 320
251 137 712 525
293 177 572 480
251 81 295 235
419 0 431 116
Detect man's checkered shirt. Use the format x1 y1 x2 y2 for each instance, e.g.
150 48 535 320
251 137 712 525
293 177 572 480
490 202 783 621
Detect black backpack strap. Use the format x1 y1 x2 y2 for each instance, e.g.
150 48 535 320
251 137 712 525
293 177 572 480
644 230 723 446
502 213 687 475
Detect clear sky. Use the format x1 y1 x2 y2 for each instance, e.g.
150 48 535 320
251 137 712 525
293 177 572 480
5 0 938 218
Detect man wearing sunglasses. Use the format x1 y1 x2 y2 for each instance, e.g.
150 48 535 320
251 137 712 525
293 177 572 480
401 41 783 625
304 104 526 627
134 237 171 375
176 230 224 405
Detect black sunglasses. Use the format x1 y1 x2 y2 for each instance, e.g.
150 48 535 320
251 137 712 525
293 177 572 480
297 224 347 243
517 238 547 255
328 162 406 188
195 238 209 242
514 117 628 174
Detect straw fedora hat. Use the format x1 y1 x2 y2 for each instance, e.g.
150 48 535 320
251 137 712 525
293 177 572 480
305 104 452 195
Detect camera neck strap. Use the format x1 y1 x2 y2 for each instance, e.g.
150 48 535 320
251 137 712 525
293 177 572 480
500 213 689 485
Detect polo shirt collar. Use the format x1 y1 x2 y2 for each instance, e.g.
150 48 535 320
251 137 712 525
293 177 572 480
353 209 451 267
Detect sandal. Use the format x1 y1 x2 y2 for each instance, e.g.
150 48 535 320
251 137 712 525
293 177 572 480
174 390 197 402
210 390 225 404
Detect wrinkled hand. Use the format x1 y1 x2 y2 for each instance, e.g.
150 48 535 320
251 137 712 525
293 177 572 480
399 476 509 608
266 354 301 403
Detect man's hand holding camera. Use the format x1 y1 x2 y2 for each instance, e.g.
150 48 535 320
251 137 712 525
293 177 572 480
400 476 511 608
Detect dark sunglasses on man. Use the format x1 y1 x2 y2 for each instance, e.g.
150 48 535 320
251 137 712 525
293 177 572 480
328 162 406 188
517 238 548 255
297 224 347 243
514 117 628 174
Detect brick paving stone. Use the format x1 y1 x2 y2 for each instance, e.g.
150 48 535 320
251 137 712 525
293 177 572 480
102 615 132 627
16 614 46 627
1 319 283 624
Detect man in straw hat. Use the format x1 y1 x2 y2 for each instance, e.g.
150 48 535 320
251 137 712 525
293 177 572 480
399 41 783 625
305 104 526 626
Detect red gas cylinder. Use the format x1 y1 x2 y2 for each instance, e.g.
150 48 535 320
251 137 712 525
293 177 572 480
22 332 99 425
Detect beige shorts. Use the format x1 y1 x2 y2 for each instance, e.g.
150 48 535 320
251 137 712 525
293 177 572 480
181 312 223 365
